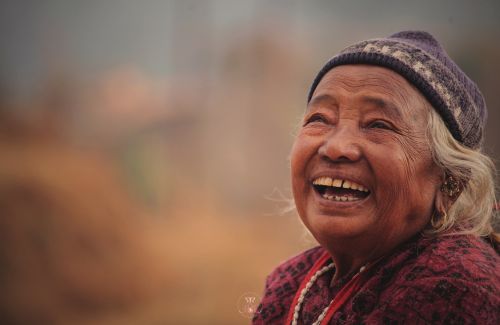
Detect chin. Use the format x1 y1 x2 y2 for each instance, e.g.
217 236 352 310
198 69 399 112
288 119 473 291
301 208 373 243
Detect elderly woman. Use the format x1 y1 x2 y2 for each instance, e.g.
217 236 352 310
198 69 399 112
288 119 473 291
253 31 499 324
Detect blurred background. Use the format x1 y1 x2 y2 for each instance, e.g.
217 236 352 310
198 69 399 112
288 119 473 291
1 0 499 324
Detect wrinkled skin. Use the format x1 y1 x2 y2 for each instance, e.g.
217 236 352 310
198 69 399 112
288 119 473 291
291 65 443 279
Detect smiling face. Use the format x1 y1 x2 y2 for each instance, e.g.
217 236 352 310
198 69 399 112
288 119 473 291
291 65 441 259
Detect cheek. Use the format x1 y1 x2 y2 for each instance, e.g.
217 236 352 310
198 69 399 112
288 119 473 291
290 140 306 218
398 136 438 193
290 135 315 179
290 141 307 194
371 138 438 219
290 136 317 201
369 155 409 220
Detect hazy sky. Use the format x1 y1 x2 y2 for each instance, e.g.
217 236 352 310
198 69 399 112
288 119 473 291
1 0 499 97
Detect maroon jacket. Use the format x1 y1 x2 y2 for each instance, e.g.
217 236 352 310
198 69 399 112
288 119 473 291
253 234 499 324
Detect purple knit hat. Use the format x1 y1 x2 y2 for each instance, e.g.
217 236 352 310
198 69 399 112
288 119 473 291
307 31 487 149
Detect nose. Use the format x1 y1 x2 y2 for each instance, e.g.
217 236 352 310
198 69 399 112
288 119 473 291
318 124 362 163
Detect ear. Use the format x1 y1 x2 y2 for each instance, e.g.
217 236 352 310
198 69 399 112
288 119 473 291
436 174 462 212
435 187 450 215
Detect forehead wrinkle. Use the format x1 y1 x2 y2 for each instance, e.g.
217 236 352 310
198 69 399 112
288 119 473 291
309 82 407 122
313 68 421 120
359 95 403 121
307 93 338 112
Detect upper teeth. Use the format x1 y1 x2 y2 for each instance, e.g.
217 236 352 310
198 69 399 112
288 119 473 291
312 177 369 192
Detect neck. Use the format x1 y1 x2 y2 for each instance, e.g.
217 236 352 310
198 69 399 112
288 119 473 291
327 251 374 284
321 229 424 282
324 237 395 284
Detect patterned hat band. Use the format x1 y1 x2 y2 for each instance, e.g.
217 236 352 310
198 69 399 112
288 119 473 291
307 31 487 149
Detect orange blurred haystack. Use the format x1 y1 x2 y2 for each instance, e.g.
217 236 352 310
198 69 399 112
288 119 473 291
0 105 173 324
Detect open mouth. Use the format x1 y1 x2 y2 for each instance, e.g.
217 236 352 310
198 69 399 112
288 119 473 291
312 177 370 202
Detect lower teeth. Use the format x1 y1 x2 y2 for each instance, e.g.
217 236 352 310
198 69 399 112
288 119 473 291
322 193 359 202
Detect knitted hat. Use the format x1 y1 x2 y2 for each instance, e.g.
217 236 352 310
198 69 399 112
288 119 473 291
307 31 487 149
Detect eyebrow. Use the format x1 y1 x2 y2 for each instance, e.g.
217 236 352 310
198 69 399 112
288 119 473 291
308 93 404 121
307 94 337 110
360 95 403 121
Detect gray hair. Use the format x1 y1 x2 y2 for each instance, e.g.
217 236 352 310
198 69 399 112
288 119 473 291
426 106 499 238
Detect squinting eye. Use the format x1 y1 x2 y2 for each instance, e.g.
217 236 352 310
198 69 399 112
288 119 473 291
304 114 327 125
368 120 392 130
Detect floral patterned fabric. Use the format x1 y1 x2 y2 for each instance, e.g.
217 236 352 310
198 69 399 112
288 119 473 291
253 234 499 324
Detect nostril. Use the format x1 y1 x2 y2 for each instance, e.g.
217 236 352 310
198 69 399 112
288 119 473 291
321 155 351 163
318 136 362 162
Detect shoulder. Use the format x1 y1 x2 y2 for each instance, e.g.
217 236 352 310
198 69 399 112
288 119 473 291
253 246 325 324
412 234 499 281
367 234 499 324
377 233 499 284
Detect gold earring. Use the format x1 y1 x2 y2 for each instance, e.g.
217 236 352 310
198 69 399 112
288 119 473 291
440 175 461 199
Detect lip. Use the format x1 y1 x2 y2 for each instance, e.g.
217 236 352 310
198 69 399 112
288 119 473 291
309 171 372 210
313 187 370 210
309 171 371 192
